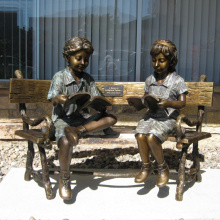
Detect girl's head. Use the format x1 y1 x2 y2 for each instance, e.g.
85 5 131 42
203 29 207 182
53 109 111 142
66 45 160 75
150 39 178 72
63 37 94 63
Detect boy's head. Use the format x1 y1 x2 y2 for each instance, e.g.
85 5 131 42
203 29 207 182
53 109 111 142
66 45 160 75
63 37 94 63
150 39 178 72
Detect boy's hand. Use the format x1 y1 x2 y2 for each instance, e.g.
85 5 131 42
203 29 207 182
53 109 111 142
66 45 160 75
95 106 107 113
52 94 68 106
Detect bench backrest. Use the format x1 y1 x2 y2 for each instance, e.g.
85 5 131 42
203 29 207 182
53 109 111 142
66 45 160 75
9 79 214 106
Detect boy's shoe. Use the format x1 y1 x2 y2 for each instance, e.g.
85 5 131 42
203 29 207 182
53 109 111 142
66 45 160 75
59 171 72 200
64 125 86 145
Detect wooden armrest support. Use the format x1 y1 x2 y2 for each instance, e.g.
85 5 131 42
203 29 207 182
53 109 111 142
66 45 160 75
176 108 204 149
20 109 54 148
178 109 204 127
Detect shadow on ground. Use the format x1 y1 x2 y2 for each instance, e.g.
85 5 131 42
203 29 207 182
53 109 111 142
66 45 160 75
46 147 204 171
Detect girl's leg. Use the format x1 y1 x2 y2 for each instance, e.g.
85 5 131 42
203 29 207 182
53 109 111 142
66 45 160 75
146 134 169 187
146 134 164 164
58 136 73 200
135 133 153 183
136 134 150 163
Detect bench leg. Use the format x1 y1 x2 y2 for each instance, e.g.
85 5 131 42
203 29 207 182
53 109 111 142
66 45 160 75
176 146 187 201
38 145 55 200
24 141 35 181
192 142 202 182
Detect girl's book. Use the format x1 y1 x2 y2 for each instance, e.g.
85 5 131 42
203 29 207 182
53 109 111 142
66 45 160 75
126 95 160 112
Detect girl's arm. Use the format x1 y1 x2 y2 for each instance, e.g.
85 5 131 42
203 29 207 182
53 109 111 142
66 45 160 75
143 91 149 97
158 93 186 110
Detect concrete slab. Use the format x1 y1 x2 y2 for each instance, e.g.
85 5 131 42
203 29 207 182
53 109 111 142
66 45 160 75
0 168 220 220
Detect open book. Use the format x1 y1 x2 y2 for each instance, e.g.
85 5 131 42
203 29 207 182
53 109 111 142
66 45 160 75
126 94 160 112
64 92 112 114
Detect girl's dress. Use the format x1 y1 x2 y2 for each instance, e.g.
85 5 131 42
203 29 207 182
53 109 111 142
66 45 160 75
136 72 188 143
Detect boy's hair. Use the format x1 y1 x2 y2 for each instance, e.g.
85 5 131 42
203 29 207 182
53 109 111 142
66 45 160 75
63 37 94 61
150 39 178 72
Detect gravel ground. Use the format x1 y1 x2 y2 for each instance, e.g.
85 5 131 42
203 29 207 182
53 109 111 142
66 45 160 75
0 126 219 183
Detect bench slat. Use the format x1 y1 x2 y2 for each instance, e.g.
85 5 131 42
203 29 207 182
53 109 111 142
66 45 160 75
9 79 213 106
15 129 45 144
10 79 51 103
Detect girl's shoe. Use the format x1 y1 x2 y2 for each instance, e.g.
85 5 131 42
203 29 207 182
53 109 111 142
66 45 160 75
156 161 169 187
135 162 152 183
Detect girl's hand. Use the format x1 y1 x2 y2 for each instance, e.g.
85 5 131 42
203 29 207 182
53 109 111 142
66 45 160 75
158 99 170 108
52 94 68 106
158 94 186 110
158 94 187 110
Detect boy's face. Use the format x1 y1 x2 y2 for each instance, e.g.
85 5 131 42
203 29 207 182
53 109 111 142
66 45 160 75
152 53 170 75
68 50 90 74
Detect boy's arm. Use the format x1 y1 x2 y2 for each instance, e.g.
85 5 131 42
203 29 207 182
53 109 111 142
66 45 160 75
51 94 68 106
89 81 103 97
47 73 69 106
158 94 186 109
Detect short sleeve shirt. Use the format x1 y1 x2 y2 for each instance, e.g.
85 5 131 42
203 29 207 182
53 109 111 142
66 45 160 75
144 72 188 120
47 67 102 122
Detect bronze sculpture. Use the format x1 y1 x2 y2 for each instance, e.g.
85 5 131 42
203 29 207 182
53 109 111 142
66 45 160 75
134 40 188 187
47 37 117 200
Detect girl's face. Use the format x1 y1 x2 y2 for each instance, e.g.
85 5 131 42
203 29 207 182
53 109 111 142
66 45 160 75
152 53 170 75
69 50 90 74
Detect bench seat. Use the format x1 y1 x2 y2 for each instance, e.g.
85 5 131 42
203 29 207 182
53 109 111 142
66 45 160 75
9 70 214 201
15 127 211 148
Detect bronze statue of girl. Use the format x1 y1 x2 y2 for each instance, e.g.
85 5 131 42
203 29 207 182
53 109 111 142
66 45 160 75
135 39 188 187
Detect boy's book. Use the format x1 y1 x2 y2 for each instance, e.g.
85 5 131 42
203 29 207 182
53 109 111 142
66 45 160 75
64 92 112 113
126 94 160 112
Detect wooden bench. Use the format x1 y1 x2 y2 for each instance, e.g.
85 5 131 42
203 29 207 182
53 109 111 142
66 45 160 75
9 70 213 201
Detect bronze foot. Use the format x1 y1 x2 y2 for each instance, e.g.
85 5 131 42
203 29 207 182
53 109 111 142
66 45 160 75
64 125 86 146
135 162 152 183
103 127 120 136
59 171 72 200
156 161 169 187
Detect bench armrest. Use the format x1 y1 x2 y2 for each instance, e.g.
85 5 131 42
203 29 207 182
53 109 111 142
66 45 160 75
20 108 54 148
176 108 204 149
14 70 54 148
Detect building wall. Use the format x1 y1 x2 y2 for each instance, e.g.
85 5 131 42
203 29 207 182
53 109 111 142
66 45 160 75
0 82 219 139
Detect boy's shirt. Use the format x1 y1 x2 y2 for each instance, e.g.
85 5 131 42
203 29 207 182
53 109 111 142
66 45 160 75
47 67 101 122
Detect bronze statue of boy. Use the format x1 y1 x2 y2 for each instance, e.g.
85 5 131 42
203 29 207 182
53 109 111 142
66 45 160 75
47 37 117 200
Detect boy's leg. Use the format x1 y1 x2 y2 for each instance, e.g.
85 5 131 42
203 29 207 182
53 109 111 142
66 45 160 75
58 136 73 200
83 115 117 132
64 113 117 145
135 133 153 183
